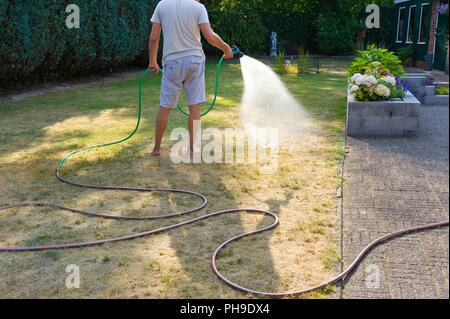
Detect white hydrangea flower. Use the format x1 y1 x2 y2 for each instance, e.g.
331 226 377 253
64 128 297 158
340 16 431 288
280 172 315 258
351 73 363 82
380 76 396 86
355 75 377 87
350 84 359 92
366 75 377 87
374 84 390 97
355 76 366 86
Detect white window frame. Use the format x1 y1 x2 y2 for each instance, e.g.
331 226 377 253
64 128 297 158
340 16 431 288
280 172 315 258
396 7 406 43
406 5 417 44
417 3 430 44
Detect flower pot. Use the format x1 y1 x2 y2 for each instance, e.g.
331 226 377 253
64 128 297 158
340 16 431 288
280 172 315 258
357 29 366 38
283 64 298 74
402 59 413 67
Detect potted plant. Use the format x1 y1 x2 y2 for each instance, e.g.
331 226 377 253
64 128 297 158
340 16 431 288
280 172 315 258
396 46 414 67
283 58 298 74
356 21 367 39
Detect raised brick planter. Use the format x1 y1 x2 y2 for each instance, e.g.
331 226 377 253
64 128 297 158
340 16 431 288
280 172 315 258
346 88 421 137
424 84 449 105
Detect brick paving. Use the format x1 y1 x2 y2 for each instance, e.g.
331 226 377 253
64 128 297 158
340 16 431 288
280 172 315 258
341 105 449 299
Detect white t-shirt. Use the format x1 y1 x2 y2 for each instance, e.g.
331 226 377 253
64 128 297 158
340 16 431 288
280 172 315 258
151 0 210 63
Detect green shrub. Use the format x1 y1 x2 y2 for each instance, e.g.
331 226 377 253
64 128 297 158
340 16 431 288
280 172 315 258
396 46 414 64
315 12 355 56
436 87 449 95
347 45 405 78
204 8 268 56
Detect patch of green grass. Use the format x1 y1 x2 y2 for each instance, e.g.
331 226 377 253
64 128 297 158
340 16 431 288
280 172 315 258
43 250 60 261
320 245 341 271
311 285 336 299
27 235 49 247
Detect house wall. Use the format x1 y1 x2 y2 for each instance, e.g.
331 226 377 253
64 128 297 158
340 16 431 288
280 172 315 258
425 0 438 70
392 0 435 68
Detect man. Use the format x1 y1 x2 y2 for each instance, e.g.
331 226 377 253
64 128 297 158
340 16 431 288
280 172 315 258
148 0 233 156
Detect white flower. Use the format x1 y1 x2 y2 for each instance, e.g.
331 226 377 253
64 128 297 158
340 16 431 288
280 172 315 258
366 75 377 87
355 75 377 87
374 84 390 97
380 76 396 86
351 73 363 82
350 84 359 92
355 76 365 86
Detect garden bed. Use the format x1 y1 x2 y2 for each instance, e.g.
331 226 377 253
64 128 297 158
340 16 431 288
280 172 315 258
424 83 449 106
346 88 421 136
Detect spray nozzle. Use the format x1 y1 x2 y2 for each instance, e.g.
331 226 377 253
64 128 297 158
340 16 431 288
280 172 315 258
231 45 244 59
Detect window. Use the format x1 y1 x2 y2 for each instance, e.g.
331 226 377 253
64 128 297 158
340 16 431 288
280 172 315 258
406 5 416 43
396 7 406 42
418 4 430 44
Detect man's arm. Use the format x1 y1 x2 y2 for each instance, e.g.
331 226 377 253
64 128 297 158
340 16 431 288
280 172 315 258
149 22 162 73
200 23 233 59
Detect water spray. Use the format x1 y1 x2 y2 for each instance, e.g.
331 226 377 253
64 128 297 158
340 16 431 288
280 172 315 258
0 49 448 298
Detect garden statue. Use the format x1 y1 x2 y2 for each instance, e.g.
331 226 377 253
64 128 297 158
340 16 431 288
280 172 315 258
270 32 277 57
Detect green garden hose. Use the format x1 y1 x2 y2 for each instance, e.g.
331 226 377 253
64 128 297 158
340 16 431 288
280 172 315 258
175 55 225 117
58 54 226 170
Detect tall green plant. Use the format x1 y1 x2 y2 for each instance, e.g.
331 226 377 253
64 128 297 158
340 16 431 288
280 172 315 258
298 46 309 74
347 44 405 78
274 49 285 74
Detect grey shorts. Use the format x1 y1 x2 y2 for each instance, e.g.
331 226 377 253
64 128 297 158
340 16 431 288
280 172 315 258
160 55 206 108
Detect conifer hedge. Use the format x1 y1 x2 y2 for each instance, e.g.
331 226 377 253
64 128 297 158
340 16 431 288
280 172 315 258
0 0 157 90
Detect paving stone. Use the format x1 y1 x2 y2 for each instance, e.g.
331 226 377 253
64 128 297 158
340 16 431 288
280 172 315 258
342 105 449 299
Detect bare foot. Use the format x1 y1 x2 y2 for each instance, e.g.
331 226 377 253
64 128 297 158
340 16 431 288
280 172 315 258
151 149 161 157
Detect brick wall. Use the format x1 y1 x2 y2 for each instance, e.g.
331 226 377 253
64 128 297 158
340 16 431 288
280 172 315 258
427 0 438 55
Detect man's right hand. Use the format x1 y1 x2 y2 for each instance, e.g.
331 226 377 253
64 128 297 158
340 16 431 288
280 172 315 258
223 45 233 59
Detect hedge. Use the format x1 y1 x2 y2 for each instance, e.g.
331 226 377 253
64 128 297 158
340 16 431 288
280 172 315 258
0 0 157 91
1 1 395 91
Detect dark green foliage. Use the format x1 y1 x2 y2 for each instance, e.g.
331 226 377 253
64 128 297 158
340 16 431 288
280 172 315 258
1 0 157 91
204 8 268 56
364 4 396 49
260 11 317 55
396 46 415 63
315 11 356 56
1 0 397 91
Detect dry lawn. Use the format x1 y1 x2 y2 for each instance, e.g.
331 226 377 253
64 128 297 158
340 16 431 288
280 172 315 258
0 58 350 298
